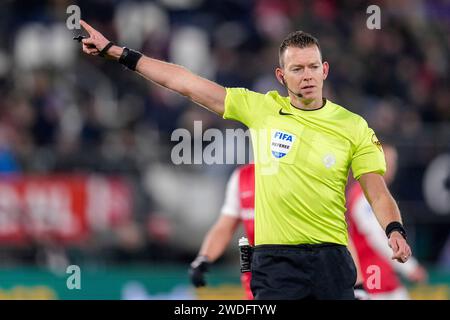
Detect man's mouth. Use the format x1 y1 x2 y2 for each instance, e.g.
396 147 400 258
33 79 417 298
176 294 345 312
301 85 315 90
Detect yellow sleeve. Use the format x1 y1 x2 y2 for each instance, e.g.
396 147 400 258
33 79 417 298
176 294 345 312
223 87 264 127
351 119 386 180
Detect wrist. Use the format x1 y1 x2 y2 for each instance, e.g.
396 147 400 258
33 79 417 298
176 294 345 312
191 255 210 270
108 45 124 61
118 47 143 71
385 221 407 240
197 254 210 262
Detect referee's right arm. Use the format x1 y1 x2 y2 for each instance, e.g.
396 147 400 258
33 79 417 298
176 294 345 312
79 20 227 116
359 173 412 264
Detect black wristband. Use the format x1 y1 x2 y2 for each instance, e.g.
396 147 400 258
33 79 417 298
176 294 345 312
385 221 407 240
118 47 143 71
99 41 114 57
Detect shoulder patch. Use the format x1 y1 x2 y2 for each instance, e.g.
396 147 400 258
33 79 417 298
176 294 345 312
371 133 382 151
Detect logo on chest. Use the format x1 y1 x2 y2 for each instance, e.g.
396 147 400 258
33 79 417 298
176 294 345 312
323 153 336 168
271 130 296 159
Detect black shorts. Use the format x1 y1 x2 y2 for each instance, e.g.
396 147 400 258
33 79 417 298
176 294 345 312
250 243 357 300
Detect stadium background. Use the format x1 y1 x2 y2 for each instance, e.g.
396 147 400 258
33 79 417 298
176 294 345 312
0 0 448 299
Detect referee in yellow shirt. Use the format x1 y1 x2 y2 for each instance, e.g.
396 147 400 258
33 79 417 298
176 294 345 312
79 21 412 300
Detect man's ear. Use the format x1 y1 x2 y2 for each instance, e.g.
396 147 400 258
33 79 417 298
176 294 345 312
323 61 329 80
275 67 285 86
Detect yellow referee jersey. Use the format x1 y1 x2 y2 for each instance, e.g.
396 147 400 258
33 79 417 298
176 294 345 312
224 88 386 246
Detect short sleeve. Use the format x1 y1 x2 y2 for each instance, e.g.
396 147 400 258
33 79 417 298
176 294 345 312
220 168 240 218
223 88 264 127
351 119 386 180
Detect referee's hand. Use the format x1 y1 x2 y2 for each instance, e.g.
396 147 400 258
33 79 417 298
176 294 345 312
189 255 210 287
388 231 412 263
79 20 120 59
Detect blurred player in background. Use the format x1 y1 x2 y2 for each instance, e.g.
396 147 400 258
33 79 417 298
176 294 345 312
347 144 428 299
189 164 255 300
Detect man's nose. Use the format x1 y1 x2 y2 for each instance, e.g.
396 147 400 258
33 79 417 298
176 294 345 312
303 67 313 80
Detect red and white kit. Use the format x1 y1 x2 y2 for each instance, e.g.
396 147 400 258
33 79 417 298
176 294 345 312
220 164 255 300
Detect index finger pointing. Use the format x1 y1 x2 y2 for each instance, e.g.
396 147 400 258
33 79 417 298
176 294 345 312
80 20 95 35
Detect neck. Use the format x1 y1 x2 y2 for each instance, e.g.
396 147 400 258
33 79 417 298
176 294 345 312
290 94 325 111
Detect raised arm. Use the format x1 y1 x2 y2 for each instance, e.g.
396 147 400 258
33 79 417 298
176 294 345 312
358 172 412 264
79 20 226 116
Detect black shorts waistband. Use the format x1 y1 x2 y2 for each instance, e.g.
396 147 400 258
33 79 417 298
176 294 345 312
253 243 344 251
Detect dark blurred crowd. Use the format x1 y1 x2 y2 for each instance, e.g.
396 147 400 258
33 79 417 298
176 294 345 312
0 0 448 174
0 0 448 266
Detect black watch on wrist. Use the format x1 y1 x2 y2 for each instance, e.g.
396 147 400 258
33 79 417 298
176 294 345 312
385 221 407 240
